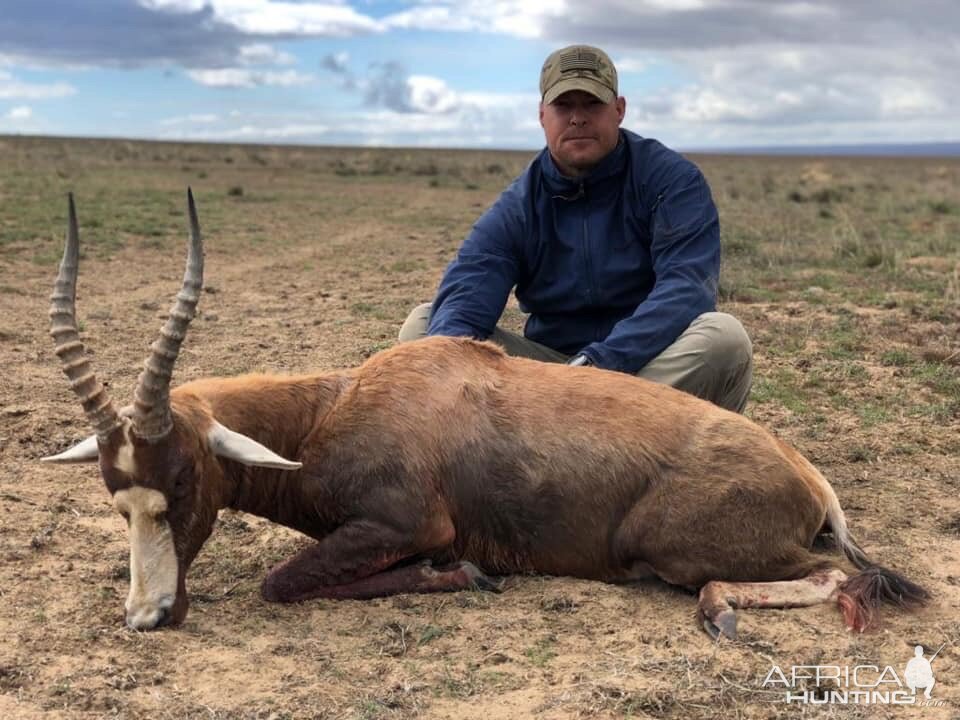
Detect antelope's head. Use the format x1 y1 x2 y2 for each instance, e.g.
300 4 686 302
42 191 301 630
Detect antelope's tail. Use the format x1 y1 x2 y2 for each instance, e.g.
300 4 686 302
819 473 930 631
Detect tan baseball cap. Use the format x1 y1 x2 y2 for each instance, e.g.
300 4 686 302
540 45 618 105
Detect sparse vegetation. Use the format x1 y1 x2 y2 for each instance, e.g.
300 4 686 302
1 136 958 718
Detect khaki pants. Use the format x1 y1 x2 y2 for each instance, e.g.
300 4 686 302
399 303 753 413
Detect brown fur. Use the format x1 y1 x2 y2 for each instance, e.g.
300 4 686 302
85 336 927 631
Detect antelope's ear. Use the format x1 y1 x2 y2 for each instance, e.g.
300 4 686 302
41 434 100 463
207 421 302 470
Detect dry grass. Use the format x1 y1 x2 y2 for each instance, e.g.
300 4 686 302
1 136 958 718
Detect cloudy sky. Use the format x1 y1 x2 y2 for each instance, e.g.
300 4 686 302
1 1 957 150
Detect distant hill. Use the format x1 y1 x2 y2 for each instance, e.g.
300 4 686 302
692 142 960 157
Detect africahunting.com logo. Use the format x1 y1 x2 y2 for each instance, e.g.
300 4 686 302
762 644 947 706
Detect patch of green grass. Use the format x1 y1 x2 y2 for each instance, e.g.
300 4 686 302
717 281 776 304
31 250 61 266
760 324 808 359
908 399 960 423
751 368 808 413
929 199 957 215
880 349 913 367
351 302 394 322
524 636 557 668
724 233 758 257
823 317 866 360
387 259 426 273
834 361 869 381
845 445 877 463
361 340 395 359
436 666 480 699
857 403 891 428
478 670 524 692
357 699 386 719
417 624 444 646
806 272 839 291
810 187 846 204
911 362 960 397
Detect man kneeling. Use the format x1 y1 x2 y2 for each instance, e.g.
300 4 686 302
400 44 752 413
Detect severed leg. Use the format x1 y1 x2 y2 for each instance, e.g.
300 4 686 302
261 518 501 603
697 568 848 640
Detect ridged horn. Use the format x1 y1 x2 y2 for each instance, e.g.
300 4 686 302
132 188 204 440
49 193 122 439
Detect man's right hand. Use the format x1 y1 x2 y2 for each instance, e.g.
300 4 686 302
567 354 593 367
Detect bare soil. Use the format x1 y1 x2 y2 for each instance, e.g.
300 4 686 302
1 137 958 718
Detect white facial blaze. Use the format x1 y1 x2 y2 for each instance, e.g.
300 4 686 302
114 487 178 630
114 421 137 476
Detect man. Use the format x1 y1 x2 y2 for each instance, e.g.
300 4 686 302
399 44 752 412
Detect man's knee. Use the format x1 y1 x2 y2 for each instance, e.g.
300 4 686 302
696 312 753 373
695 312 753 413
641 312 753 412
398 302 432 343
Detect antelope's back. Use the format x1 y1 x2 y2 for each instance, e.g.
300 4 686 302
347 336 764 575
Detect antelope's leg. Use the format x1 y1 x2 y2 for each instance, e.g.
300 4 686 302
262 514 488 602
697 568 848 640
266 559 501 602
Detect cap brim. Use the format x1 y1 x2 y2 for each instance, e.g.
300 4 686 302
543 78 616 105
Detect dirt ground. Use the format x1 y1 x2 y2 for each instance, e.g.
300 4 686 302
1 137 959 718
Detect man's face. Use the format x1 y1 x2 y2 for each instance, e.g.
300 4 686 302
539 90 626 178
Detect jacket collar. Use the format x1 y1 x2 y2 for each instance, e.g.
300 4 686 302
540 130 628 194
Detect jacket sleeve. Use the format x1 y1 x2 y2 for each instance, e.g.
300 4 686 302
427 188 524 339
583 165 720 373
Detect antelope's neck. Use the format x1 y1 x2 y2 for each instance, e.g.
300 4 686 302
179 372 351 537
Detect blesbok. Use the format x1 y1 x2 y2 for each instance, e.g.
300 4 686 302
43 191 929 638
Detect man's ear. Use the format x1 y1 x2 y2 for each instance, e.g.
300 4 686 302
539 101 546 128
616 96 626 124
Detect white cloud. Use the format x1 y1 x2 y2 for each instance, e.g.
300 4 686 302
159 113 221 126
5 105 32 120
161 121 330 141
770 2 837 18
618 39 960 148
186 68 313 88
0 70 75 99
138 0 206 11
382 1 567 38
154 87 540 148
879 83 945 117
237 43 296 66
406 75 459 114
141 0 382 36
4 1 959 149
615 57 650 74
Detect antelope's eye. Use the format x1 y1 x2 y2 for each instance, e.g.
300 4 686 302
173 468 192 498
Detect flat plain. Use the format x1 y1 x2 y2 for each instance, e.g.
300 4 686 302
0 136 958 719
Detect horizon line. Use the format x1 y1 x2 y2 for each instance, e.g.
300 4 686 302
3 132 960 158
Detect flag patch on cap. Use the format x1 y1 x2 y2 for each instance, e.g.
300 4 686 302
559 49 600 73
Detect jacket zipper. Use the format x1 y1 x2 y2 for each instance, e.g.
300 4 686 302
579 181 596 306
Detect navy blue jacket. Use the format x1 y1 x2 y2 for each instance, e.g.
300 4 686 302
427 129 720 373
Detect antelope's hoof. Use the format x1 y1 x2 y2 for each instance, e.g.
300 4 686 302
261 572 298 603
261 575 282 603
701 608 739 641
460 561 505 593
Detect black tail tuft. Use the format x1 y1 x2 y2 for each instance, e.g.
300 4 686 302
837 565 930 632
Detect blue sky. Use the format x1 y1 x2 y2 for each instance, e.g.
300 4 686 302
1 1 958 150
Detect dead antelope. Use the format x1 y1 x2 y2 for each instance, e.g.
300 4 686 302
43 191 929 638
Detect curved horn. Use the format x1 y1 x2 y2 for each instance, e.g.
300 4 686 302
49 193 122 439
132 188 204 440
